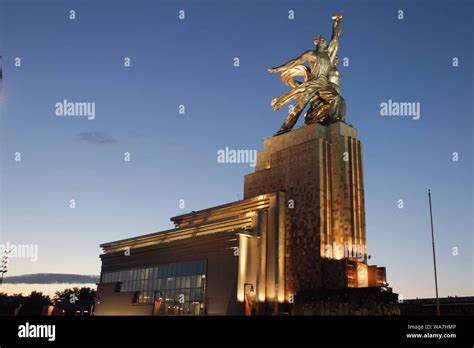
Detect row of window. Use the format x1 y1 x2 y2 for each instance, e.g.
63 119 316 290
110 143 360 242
136 288 205 304
161 301 204 315
101 260 207 314
101 260 206 284
121 274 205 293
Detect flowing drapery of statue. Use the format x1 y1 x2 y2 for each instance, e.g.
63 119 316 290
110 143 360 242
268 13 346 136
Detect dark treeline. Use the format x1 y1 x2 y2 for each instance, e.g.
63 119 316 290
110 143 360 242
0 287 96 315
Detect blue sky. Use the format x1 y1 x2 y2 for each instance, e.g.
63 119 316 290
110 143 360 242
0 0 472 299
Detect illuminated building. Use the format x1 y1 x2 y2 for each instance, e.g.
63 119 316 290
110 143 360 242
95 122 390 315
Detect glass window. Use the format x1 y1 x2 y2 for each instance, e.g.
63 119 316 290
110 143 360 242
108 260 207 314
185 276 191 288
169 263 176 277
193 302 200 315
185 263 192 276
183 288 190 302
184 302 190 315
143 291 151 303
198 261 206 274
169 290 175 302
165 292 172 302
175 277 182 289
195 288 202 302
176 262 184 276
196 275 202 288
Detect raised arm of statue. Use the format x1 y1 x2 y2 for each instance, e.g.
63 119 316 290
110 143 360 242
267 51 313 74
328 13 342 65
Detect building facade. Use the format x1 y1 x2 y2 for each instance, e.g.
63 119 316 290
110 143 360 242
95 122 389 315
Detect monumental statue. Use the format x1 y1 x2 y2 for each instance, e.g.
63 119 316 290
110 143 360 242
268 13 346 136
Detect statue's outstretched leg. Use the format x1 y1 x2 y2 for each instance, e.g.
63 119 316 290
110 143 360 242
305 97 326 124
274 96 309 136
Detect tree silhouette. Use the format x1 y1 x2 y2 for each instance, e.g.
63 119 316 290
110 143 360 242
54 286 96 304
18 291 51 315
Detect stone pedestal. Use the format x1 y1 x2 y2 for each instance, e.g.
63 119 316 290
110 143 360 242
244 122 368 295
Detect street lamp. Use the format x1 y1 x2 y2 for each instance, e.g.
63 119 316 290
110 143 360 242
244 283 254 295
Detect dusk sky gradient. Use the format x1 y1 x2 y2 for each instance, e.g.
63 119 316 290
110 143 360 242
0 0 472 299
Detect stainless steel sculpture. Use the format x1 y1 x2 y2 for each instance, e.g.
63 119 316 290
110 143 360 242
268 13 346 136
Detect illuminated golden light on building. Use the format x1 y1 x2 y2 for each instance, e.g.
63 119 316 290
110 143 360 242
357 263 369 288
333 242 344 260
277 193 285 303
237 234 249 302
257 210 267 302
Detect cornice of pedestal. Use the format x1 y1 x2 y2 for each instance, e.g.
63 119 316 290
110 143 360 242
263 121 358 153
